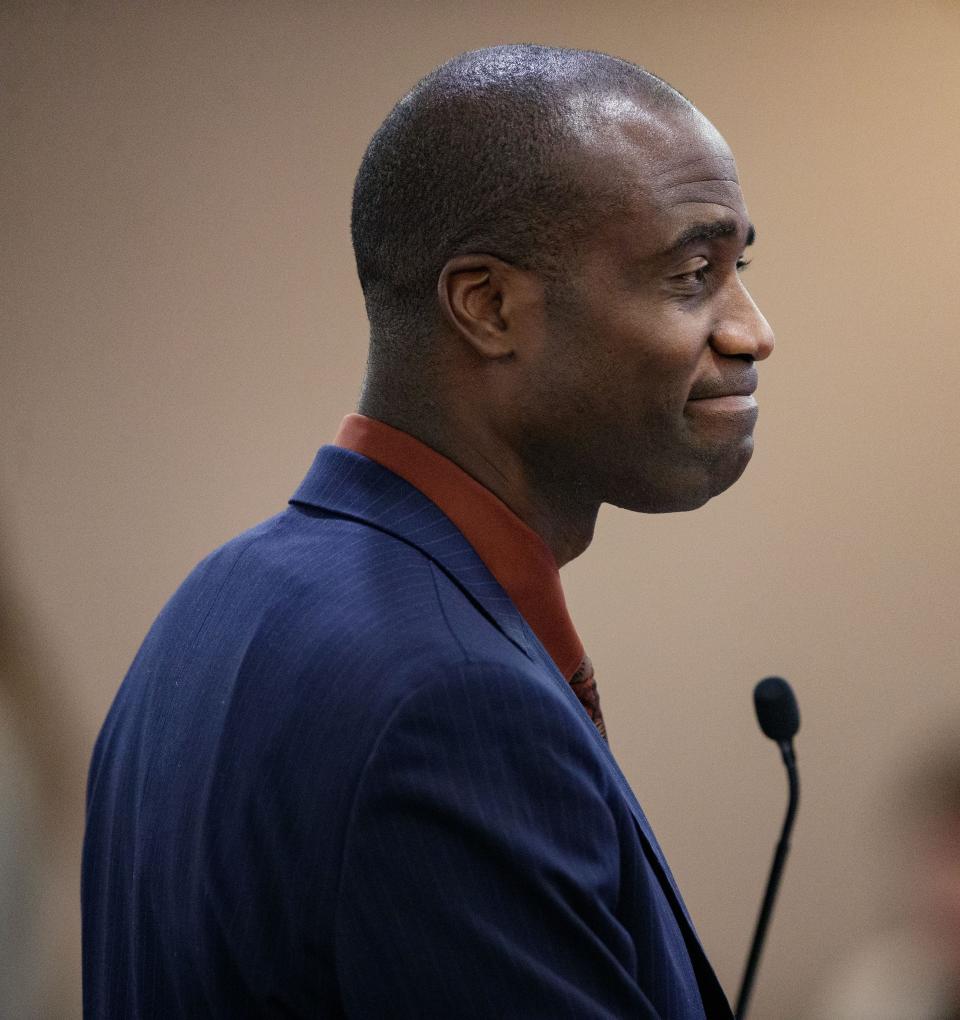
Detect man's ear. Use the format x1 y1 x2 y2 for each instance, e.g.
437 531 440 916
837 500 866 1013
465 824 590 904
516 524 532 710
437 254 541 360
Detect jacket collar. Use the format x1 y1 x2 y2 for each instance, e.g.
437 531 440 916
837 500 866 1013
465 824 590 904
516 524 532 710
290 445 537 663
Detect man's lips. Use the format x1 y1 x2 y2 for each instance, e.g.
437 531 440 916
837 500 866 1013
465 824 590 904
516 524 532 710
687 372 758 402
686 374 759 418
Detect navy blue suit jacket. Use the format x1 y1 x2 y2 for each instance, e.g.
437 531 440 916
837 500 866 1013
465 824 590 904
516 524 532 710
83 446 733 1018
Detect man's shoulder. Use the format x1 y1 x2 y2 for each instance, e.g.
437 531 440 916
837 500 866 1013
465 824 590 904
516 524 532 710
188 503 491 629
136 503 536 716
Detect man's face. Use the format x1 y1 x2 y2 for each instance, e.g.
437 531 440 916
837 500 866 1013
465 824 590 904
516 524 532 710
517 101 775 514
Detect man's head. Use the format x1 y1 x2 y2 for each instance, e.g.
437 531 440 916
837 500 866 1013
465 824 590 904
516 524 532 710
351 45 773 539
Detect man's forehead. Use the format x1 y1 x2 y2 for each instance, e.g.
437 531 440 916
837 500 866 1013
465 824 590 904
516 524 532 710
646 143 748 243
656 172 742 204
616 113 738 197
575 101 746 225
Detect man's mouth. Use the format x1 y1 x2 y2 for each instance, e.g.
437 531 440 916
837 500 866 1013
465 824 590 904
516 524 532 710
687 371 758 403
685 374 759 424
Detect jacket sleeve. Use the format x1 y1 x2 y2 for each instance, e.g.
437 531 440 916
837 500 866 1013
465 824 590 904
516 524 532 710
333 660 661 1018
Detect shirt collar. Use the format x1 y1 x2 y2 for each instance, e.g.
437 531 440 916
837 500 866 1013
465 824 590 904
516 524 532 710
334 414 584 680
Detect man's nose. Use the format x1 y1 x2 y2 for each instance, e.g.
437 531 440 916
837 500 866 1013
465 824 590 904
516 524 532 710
710 280 775 361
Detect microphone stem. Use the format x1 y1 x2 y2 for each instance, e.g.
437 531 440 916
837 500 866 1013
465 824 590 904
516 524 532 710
735 741 799 1020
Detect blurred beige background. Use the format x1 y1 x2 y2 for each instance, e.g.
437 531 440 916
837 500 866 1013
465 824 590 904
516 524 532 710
2 1 959 1016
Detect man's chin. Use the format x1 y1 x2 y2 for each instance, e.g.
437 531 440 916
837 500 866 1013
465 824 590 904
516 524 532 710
612 441 755 514
704 439 755 498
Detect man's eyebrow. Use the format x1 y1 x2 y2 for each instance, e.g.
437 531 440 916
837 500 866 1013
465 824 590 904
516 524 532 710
659 220 756 257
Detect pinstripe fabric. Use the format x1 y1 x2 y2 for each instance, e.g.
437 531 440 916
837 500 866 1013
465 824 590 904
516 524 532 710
82 445 733 1018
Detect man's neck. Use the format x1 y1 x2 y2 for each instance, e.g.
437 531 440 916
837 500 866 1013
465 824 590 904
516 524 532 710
355 398 599 568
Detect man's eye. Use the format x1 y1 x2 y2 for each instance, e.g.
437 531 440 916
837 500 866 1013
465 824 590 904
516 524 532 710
673 256 749 292
675 261 709 286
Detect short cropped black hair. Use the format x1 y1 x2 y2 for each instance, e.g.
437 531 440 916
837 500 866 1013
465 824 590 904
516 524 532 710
351 44 687 352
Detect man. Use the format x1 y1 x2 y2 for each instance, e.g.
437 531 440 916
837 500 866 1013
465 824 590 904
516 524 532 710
83 45 773 1018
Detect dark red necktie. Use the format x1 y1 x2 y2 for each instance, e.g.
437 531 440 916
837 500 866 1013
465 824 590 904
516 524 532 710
568 653 608 741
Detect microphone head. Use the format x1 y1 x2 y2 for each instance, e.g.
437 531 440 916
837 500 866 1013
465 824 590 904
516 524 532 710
753 676 800 742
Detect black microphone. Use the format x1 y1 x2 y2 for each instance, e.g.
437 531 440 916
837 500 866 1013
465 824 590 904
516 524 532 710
735 677 801 1020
